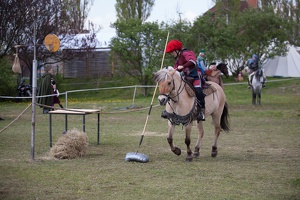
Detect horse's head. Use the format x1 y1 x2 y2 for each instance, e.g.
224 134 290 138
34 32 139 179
154 66 177 106
255 68 264 79
217 63 229 78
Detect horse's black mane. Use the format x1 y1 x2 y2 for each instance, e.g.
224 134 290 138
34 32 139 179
216 63 229 77
255 68 264 79
216 63 227 71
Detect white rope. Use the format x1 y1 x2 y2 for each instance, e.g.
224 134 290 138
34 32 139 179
0 103 32 133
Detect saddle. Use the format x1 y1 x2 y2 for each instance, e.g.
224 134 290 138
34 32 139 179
184 77 217 97
205 69 220 77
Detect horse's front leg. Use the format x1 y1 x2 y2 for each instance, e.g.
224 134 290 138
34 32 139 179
252 90 256 105
193 121 204 158
258 91 261 105
185 124 193 162
167 122 181 156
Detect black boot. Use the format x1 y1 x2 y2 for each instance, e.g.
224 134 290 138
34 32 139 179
195 87 205 121
262 77 266 88
247 79 252 89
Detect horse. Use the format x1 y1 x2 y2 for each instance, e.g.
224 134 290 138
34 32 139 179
216 63 229 78
154 66 230 162
205 63 229 89
251 68 264 105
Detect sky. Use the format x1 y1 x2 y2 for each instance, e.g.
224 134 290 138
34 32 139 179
87 0 215 46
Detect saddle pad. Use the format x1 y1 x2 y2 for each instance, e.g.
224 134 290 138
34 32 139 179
185 84 195 97
203 84 217 96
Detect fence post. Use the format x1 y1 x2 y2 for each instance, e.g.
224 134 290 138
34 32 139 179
65 91 68 108
132 85 137 107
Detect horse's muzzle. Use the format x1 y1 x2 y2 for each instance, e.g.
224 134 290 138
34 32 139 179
158 95 168 106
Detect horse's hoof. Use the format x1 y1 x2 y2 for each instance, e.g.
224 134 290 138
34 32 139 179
186 157 193 162
211 146 218 157
211 151 218 157
172 147 181 156
193 152 200 158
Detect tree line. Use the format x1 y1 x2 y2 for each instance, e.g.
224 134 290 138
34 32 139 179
1 0 299 96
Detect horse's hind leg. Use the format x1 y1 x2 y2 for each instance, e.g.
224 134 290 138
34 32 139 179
211 114 222 157
167 123 181 156
212 126 222 157
193 121 204 158
185 124 193 162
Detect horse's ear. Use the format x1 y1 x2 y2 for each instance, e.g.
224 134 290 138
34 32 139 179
166 66 174 71
170 69 177 76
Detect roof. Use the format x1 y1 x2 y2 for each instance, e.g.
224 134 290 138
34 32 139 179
208 0 258 13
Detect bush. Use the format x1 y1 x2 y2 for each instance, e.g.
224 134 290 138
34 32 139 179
0 58 19 98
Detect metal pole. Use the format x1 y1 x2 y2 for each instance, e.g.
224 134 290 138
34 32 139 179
65 91 68 108
30 16 37 161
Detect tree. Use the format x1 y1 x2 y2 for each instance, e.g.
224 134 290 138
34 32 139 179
111 0 163 95
0 0 98 85
115 0 154 22
261 0 300 46
189 0 290 75
111 19 167 95
0 57 18 97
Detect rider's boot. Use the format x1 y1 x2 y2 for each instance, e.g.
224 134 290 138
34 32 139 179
247 78 252 89
195 87 205 121
262 76 267 88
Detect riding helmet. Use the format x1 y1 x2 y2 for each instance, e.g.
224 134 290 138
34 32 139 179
166 40 182 53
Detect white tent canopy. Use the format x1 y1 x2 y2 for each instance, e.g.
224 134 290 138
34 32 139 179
263 45 300 77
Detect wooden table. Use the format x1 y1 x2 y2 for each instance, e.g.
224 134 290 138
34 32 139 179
48 109 101 147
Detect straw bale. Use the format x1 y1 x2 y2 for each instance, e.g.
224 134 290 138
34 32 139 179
50 128 88 159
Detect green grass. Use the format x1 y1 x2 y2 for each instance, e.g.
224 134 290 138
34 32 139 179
0 77 300 200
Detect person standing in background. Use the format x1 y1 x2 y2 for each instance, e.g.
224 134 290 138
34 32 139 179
51 78 63 108
37 66 53 113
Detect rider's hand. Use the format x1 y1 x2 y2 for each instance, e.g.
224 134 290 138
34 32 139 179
177 65 184 70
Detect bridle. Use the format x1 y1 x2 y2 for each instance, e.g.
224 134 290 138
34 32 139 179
159 72 185 103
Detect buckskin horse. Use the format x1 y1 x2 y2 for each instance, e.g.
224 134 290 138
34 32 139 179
154 66 230 162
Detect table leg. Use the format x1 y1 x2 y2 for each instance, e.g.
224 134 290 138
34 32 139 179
65 114 68 131
83 115 86 132
50 114 52 147
97 113 100 144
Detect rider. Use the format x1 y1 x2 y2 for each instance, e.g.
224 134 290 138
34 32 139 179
247 54 266 89
205 62 224 89
197 49 207 74
161 39 205 121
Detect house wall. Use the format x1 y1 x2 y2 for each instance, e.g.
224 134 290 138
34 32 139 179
63 48 121 78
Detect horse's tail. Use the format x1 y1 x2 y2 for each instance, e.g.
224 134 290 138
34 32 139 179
221 101 230 132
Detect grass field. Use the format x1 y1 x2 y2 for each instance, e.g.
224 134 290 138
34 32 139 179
0 78 300 200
